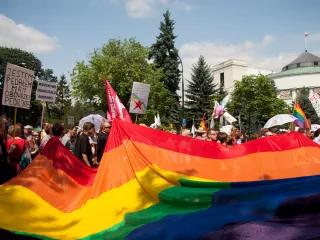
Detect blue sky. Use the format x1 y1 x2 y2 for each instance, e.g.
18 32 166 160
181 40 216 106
1 0 320 80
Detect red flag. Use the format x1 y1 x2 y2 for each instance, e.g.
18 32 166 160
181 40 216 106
105 80 132 122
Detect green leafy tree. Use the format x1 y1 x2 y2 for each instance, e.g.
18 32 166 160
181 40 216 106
71 38 173 125
185 55 217 124
0 47 42 126
296 87 320 124
227 74 289 133
49 74 72 120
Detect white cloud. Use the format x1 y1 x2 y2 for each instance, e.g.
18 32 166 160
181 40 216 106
309 32 320 42
179 35 298 83
125 0 155 18
261 35 274 46
124 0 191 18
0 14 59 53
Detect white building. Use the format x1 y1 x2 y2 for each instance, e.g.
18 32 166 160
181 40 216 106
268 51 320 103
212 59 272 92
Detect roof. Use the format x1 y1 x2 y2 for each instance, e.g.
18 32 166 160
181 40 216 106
269 66 320 79
282 52 320 71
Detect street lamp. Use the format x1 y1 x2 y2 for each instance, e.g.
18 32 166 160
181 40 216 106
177 54 184 113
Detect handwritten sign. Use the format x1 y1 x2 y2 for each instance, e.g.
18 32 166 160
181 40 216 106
309 92 320 117
36 80 57 103
129 82 150 114
2 63 35 109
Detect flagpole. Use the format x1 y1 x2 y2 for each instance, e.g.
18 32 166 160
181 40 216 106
304 32 308 52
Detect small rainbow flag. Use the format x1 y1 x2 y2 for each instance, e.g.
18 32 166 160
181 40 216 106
293 103 310 129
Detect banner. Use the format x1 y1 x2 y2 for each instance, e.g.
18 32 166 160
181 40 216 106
309 92 320 117
36 80 58 103
129 82 150 114
105 80 132 122
2 63 35 109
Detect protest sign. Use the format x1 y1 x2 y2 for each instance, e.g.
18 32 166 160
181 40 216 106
309 92 320 117
129 82 150 114
2 63 35 109
223 111 237 123
67 116 75 126
36 80 58 103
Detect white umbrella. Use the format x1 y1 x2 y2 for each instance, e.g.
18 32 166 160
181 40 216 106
264 114 297 129
311 124 320 132
79 114 107 133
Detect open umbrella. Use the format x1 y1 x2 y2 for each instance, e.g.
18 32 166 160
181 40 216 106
264 114 297 129
79 114 107 133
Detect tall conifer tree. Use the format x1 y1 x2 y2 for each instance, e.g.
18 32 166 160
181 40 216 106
149 10 181 125
149 10 181 94
50 74 71 120
185 55 217 124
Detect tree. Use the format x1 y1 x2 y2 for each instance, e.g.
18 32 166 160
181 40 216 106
71 38 173 125
185 56 217 124
296 87 320 124
0 47 42 126
227 75 289 133
149 11 181 94
49 74 72 120
149 10 181 125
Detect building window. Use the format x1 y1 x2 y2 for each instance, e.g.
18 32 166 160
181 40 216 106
315 61 319 66
220 72 225 89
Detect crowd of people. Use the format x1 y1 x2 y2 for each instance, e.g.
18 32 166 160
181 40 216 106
179 125 320 147
0 117 112 184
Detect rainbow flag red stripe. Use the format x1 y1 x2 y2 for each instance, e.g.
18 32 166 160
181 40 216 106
0 119 320 239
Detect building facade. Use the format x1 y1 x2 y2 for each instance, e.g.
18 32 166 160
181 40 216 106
212 59 272 92
268 51 320 104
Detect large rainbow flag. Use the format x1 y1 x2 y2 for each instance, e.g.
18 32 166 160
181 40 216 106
1 119 320 239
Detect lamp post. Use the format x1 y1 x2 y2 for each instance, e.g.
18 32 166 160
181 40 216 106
177 54 184 113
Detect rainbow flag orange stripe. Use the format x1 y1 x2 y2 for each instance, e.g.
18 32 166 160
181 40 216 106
0 119 320 239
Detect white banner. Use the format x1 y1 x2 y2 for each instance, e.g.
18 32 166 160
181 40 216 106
309 92 320 117
36 80 57 103
129 82 150 114
2 63 35 109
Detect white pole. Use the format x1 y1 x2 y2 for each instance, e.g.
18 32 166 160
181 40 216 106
304 32 309 52
40 102 45 128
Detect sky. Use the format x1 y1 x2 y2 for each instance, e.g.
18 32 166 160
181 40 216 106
1 0 320 83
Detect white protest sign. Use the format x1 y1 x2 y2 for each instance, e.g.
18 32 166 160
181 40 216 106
67 116 75 126
36 80 57 103
129 82 150 114
223 111 237 123
309 92 320 117
2 63 35 109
